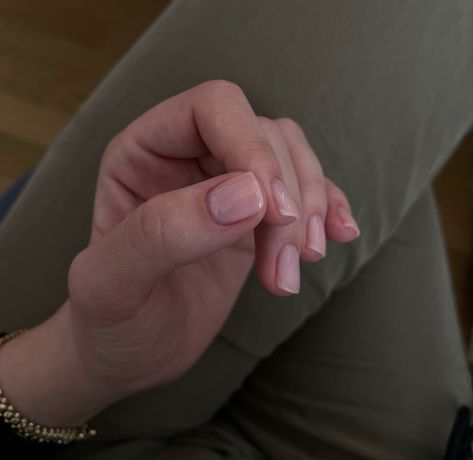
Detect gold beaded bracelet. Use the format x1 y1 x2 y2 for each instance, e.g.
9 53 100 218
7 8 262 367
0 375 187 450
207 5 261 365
0 328 97 445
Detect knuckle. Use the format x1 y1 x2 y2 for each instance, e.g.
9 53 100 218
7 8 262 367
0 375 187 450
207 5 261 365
324 176 342 195
302 177 328 211
256 115 273 125
324 176 334 188
325 177 349 204
244 138 276 163
275 117 304 135
304 175 327 191
201 79 244 95
257 116 281 135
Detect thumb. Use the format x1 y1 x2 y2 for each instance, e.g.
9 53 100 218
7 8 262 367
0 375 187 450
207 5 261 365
69 171 266 312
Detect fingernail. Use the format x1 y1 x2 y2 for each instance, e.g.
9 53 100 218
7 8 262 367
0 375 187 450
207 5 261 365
208 172 264 225
276 243 300 294
337 206 360 238
271 178 299 219
307 214 326 257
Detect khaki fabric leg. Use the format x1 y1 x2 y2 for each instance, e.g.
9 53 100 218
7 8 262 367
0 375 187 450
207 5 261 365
55 418 266 460
218 189 472 459
0 0 472 444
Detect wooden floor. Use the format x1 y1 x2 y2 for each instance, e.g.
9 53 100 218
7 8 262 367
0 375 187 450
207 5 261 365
0 0 170 191
434 132 473 344
1 0 472 344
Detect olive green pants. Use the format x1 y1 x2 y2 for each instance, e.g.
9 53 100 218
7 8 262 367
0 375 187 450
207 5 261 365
1 1 473 458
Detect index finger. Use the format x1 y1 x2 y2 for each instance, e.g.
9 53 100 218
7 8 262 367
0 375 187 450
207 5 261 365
125 79 299 226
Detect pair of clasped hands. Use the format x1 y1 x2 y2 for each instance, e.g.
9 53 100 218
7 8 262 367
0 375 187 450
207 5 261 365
0 81 359 427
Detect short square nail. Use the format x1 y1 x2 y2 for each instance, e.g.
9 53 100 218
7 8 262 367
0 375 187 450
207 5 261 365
276 243 300 294
207 172 264 225
271 178 299 219
306 214 326 257
337 206 360 238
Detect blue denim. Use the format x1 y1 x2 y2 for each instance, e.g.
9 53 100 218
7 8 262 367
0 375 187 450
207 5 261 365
0 172 32 223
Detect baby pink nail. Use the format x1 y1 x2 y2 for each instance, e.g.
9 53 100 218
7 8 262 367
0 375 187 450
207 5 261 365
337 206 360 238
271 178 299 219
276 243 300 294
307 214 326 257
207 172 264 225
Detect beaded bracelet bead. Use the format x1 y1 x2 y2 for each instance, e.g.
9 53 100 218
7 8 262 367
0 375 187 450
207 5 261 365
0 329 97 445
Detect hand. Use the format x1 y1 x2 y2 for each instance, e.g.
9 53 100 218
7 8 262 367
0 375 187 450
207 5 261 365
66 80 359 396
0 81 360 430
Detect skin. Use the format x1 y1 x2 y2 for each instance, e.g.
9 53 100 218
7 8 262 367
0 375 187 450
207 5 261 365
0 80 359 428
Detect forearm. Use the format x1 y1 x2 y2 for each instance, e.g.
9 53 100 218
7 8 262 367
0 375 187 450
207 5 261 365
0 301 123 428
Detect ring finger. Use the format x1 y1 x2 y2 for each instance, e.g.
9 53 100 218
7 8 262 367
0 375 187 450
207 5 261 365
275 118 328 263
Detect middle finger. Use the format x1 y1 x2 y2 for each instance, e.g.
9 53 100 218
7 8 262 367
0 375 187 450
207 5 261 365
254 117 304 296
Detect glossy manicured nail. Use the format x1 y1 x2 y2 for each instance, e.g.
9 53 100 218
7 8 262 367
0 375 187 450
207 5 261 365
271 177 299 219
276 243 300 294
307 214 326 257
337 206 360 238
208 172 264 225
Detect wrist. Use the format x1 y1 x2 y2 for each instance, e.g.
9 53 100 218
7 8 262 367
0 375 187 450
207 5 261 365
0 302 128 428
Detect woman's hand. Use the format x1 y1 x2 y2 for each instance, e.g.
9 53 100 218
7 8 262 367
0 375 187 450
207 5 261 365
66 80 359 395
0 81 359 428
